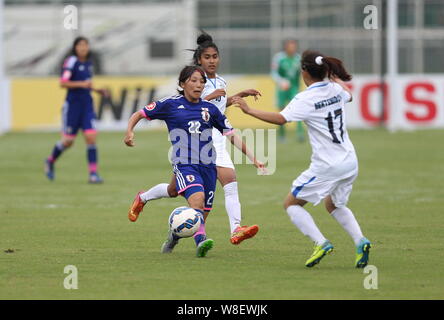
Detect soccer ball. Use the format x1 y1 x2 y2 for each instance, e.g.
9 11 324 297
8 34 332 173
168 206 202 238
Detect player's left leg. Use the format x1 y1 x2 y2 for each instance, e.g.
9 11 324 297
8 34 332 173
83 129 103 184
128 174 178 222
326 175 371 268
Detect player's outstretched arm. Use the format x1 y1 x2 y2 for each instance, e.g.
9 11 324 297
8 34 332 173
227 133 267 174
124 111 144 147
232 97 287 125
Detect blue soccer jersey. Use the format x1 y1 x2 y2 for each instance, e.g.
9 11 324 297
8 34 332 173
60 55 93 101
60 55 95 136
140 95 234 166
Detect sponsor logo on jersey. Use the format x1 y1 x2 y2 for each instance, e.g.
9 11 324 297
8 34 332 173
178 105 185 109
201 108 210 122
145 102 156 111
186 175 195 183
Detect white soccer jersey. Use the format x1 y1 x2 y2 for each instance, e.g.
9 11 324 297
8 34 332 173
280 81 357 178
201 74 234 169
202 73 228 114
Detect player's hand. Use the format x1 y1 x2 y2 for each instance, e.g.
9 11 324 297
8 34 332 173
95 88 110 97
279 79 290 91
83 80 92 89
253 159 268 175
206 89 226 101
241 89 262 101
124 131 135 147
232 97 250 114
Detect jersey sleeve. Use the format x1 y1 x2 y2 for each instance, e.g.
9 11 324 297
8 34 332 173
333 82 352 103
340 89 352 103
280 95 310 122
139 99 170 121
210 106 234 136
60 56 77 82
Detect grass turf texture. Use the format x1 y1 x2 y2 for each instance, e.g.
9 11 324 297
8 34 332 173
1 129 443 299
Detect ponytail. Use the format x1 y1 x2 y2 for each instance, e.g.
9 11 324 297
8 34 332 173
301 50 352 81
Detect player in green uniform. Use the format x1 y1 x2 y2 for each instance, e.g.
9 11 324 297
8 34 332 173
271 39 304 142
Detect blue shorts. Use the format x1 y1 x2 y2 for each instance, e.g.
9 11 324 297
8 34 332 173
173 164 217 212
62 97 96 137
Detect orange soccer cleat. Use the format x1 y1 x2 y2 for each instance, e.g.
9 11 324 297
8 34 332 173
128 191 146 222
230 225 259 245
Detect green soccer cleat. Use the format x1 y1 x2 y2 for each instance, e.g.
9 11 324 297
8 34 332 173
305 240 334 267
355 238 371 268
196 239 214 258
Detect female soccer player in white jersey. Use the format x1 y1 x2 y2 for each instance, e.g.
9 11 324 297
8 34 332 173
127 33 264 246
233 50 371 268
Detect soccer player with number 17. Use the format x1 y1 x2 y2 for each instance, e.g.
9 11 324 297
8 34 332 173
234 50 371 268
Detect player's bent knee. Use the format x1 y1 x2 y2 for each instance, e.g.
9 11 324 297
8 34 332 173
168 187 178 198
62 139 74 148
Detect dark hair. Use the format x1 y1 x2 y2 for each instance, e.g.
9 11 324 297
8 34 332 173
177 65 206 95
301 50 352 81
71 36 90 59
190 31 219 65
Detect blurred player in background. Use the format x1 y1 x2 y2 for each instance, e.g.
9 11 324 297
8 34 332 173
234 50 371 268
271 39 304 142
44 36 107 183
125 66 257 257
128 32 264 246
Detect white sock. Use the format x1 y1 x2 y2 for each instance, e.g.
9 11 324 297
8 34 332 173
331 207 364 245
286 205 327 245
140 183 170 203
223 182 242 234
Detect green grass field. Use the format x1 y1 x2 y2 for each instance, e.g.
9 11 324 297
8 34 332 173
1 129 443 299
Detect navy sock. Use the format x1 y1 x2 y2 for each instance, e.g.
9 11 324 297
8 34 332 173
87 144 98 173
48 141 65 163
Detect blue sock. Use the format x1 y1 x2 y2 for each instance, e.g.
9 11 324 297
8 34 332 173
48 141 65 163
87 144 98 173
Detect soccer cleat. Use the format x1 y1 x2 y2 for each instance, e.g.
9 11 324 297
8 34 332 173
355 237 371 268
230 225 259 245
196 239 214 258
45 159 55 181
128 191 146 222
88 172 104 184
161 231 180 254
305 240 334 267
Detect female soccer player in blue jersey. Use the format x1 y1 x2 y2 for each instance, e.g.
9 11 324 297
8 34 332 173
124 66 259 257
45 36 106 183
127 32 264 246
232 51 371 268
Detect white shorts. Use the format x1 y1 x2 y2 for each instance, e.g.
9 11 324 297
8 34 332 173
290 168 358 208
213 129 235 169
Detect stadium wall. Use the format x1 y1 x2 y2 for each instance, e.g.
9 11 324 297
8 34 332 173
7 75 444 131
